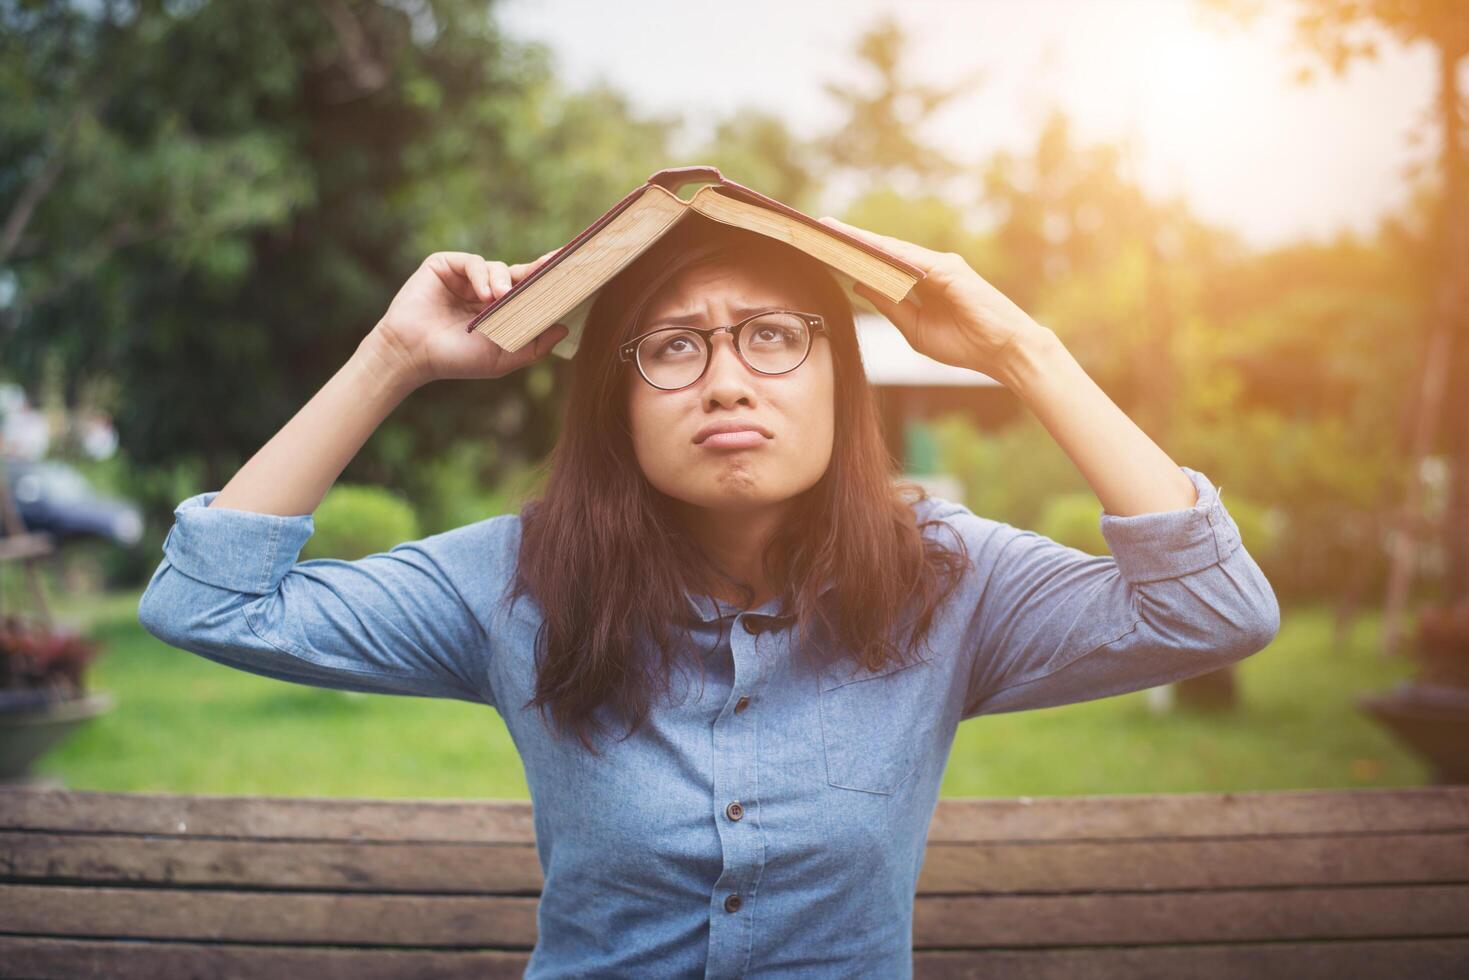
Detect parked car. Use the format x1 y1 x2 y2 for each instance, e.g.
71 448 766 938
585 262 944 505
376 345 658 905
1 458 143 547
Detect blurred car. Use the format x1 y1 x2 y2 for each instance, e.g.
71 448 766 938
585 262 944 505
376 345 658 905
1 458 143 547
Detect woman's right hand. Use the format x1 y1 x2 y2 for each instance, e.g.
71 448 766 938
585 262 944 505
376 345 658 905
368 250 569 387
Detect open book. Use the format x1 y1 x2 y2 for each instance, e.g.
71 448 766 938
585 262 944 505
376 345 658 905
464 165 927 359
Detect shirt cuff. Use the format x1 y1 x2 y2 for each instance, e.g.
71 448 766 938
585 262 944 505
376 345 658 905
1098 466 1243 583
161 491 316 595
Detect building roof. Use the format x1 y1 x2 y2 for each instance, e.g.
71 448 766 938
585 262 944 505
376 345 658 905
854 313 1001 387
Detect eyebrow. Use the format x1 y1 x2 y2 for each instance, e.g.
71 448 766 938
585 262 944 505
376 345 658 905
650 305 786 328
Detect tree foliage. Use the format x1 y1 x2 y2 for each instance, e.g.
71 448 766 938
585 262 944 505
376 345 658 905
1 0 674 499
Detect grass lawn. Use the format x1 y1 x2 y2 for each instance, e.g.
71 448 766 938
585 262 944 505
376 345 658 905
34 589 1427 798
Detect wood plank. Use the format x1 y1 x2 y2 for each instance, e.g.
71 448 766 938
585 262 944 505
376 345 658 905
0 789 535 842
0 937 530 980
5 882 1465 949
3 936 1468 980
926 785 1469 842
6 785 1469 843
6 829 1465 896
911 884 1469 947
0 832 544 893
0 532 56 562
0 884 540 946
916 831 1469 892
913 939 1469 979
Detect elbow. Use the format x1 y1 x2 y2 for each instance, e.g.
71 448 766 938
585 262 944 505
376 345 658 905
1203 545 1282 664
1245 568 1282 650
1219 583 1281 664
137 576 186 649
137 562 219 651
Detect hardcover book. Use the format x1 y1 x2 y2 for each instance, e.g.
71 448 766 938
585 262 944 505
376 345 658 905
464 165 927 359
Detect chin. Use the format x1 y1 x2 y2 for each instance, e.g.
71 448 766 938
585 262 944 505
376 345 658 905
665 479 794 513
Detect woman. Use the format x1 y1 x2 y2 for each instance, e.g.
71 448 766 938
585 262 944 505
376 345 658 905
138 212 1279 979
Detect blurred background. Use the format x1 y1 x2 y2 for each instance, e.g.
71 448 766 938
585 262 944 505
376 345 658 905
2 0 1465 797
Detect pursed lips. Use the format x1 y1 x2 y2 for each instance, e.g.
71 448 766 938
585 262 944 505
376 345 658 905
692 421 774 445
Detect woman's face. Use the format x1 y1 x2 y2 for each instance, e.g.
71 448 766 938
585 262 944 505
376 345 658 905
625 258 836 513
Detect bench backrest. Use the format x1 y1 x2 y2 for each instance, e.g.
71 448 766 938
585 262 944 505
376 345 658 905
3 785 1468 978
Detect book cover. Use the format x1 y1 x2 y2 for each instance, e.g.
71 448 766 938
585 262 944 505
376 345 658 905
464 166 925 360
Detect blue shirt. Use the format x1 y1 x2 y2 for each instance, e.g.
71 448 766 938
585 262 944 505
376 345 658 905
137 464 1279 978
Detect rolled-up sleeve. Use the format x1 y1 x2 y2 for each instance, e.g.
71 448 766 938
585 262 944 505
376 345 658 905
935 466 1280 719
137 492 513 706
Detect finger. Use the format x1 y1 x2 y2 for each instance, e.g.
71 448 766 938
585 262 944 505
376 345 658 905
468 256 497 303
855 282 920 337
430 252 488 304
532 322 569 358
819 216 945 271
487 260 513 298
493 322 568 375
509 248 560 284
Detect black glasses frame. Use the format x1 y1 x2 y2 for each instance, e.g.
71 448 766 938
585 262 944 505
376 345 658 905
618 310 828 391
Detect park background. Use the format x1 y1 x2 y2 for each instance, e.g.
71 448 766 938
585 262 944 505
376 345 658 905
1 0 1465 797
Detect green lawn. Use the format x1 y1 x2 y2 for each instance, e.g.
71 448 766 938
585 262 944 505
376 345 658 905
35 590 1427 797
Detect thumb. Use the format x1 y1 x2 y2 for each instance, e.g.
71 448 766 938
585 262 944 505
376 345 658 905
486 322 567 378
531 322 569 358
855 282 919 336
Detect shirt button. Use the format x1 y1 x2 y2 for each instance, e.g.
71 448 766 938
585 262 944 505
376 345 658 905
724 893 742 913
725 801 743 821
734 696 750 713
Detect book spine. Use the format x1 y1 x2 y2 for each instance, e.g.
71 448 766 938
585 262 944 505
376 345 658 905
464 181 656 334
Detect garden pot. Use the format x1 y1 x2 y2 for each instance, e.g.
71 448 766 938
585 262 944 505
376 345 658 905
0 690 114 786
1359 682 1469 784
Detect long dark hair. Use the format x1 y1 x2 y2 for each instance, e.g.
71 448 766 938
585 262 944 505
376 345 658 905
511 215 969 753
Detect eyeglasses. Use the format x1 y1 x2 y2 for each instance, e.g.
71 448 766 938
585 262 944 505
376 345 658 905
618 310 827 391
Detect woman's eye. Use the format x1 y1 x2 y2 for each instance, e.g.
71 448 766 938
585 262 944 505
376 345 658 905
652 333 700 358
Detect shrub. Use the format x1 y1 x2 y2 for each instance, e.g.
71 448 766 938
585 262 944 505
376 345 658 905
0 614 103 704
1035 492 1108 556
1413 598 1469 688
1033 484 1285 569
301 484 420 561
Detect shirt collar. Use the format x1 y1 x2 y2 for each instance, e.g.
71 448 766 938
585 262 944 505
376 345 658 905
676 493 940 626
680 577 835 625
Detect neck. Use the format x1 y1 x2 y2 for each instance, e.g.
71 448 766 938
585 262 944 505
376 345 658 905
677 498 790 608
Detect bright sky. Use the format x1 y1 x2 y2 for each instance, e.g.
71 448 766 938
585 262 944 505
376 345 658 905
499 0 1450 251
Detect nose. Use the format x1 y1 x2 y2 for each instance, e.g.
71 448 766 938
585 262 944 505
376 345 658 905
702 329 740 376
700 332 756 409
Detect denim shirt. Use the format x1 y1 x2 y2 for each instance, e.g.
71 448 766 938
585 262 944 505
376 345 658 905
137 464 1279 979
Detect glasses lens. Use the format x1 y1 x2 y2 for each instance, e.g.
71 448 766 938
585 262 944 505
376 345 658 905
739 313 811 374
633 314 814 389
637 329 708 389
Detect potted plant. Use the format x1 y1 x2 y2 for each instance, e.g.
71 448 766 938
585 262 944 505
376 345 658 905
0 612 114 786
1359 597 1469 784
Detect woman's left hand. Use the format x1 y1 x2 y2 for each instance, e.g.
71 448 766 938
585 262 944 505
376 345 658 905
817 216 1051 380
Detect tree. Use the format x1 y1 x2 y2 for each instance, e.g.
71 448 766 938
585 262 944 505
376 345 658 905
688 107 822 213
1202 1 1469 638
818 13 983 193
0 0 674 510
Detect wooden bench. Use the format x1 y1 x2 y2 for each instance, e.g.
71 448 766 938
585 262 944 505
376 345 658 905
3 784 1468 978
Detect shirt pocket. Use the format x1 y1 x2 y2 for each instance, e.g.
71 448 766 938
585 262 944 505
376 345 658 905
817 652 936 796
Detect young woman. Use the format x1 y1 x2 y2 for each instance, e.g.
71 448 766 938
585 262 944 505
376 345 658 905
138 213 1279 979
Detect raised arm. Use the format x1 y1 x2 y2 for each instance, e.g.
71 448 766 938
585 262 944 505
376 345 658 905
819 216 1279 717
920 467 1279 719
138 250 565 702
206 249 566 518
138 499 520 702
